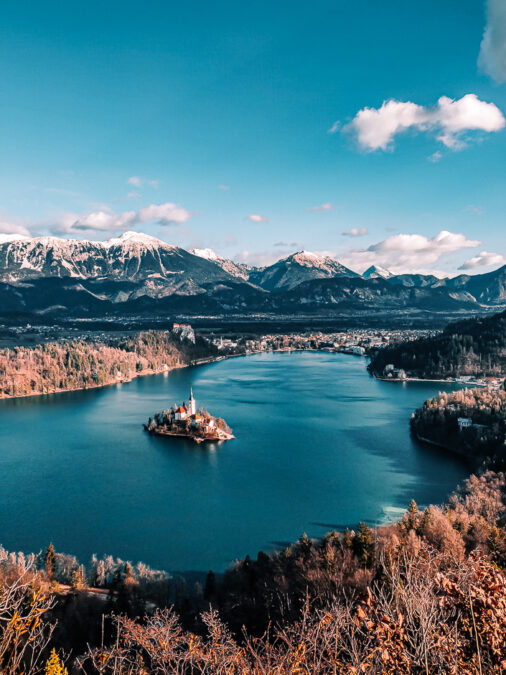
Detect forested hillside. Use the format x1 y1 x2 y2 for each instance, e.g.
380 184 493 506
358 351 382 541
0 331 216 397
369 309 506 379
411 386 506 465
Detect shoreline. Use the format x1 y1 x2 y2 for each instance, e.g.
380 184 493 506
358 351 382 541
0 347 339 401
0 346 492 402
370 372 487 387
151 428 235 442
414 433 471 460
0 362 188 401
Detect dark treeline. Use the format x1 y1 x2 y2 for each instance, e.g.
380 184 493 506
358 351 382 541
0 470 505 673
411 386 506 467
369 309 506 379
0 331 217 398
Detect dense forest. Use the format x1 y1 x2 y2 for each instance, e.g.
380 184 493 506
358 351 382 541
0 331 217 398
0 470 505 673
369 309 506 379
411 386 506 466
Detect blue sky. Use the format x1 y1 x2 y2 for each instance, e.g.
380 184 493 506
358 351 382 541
0 0 505 275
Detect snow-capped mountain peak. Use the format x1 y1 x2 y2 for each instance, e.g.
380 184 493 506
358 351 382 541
0 231 226 285
190 247 221 261
362 265 393 279
102 231 174 249
248 250 359 291
190 247 251 280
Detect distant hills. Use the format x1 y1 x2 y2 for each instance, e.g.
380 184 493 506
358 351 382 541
0 231 505 319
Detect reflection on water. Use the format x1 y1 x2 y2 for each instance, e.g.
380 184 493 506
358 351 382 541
0 352 468 572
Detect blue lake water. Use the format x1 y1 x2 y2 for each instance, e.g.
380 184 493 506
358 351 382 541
0 351 468 573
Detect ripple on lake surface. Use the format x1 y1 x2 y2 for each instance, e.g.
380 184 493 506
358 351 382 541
0 351 468 572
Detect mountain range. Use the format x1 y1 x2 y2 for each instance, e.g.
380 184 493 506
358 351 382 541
0 231 504 318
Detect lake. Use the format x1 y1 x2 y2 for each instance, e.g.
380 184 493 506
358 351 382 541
0 351 469 573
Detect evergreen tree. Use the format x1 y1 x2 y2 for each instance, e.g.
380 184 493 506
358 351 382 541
353 522 375 568
45 543 56 580
204 569 216 602
407 499 418 531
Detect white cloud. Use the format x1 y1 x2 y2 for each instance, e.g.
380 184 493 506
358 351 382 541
458 250 506 270
0 221 31 236
310 202 333 211
127 176 159 188
338 229 481 275
428 151 442 163
247 214 269 223
344 94 505 151
218 184 230 190
342 227 368 237
328 121 340 134
54 202 192 234
479 0 506 83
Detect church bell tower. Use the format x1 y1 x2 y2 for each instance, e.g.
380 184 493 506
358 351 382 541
189 388 196 415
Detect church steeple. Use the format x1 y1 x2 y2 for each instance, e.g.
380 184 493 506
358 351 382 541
189 387 196 415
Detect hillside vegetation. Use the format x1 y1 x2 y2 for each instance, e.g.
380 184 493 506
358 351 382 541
0 331 216 398
411 386 506 466
369 309 506 379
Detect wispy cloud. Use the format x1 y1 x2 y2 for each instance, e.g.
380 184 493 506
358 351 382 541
342 227 368 237
343 94 505 151
218 184 230 191
465 205 484 215
247 214 268 223
479 0 506 83
428 151 442 163
309 202 333 212
328 121 340 134
274 241 300 247
338 230 481 275
458 250 506 270
127 176 159 188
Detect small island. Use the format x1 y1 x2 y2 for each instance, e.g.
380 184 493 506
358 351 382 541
144 388 234 443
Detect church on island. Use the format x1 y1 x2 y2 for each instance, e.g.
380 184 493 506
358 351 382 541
145 388 234 443
174 388 197 421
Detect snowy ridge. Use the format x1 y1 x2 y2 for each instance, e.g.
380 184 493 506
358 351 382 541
0 233 31 244
362 265 393 279
190 247 251 280
0 231 228 286
102 231 175 249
